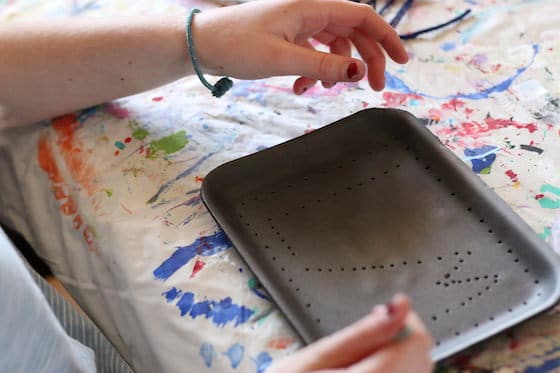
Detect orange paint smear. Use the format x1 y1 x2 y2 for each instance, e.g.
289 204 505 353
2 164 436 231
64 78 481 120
52 114 98 196
267 337 294 350
37 115 99 252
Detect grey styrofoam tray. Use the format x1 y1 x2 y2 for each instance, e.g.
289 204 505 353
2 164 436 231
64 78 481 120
201 108 560 361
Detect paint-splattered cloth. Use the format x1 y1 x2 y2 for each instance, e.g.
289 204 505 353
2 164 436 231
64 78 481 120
1 0 560 372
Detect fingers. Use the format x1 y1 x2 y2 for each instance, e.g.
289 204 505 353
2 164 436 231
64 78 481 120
350 29 386 91
303 0 408 64
293 294 411 370
279 40 365 83
349 312 434 373
293 40 318 95
322 36 351 88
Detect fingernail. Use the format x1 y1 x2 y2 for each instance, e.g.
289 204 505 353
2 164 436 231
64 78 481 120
323 82 336 89
387 302 396 316
347 62 358 79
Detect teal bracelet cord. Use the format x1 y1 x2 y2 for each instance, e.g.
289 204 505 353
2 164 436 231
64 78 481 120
187 9 233 98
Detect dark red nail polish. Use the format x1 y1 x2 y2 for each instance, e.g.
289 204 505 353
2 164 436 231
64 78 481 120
387 302 396 316
302 87 308 93
347 62 358 79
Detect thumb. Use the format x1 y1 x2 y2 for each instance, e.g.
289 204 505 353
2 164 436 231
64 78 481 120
277 41 365 83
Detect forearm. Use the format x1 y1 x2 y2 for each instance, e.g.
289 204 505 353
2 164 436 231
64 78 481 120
0 14 192 126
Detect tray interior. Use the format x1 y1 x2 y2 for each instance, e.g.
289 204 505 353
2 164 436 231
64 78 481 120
202 108 560 360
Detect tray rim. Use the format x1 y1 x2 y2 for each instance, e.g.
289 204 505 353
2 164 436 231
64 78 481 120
201 107 560 361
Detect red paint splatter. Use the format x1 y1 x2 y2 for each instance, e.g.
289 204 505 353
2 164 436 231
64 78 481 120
267 337 294 350
190 259 206 278
436 117 538 139
152 96 164 102
442 98 465 111
195 176 205 183
114 150 120 156
535 194 545 200
124 137 132 143
382 92 423 107
505 170 519 183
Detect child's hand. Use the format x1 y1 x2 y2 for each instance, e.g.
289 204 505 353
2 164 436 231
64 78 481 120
267 294 433 373
192 0 409 94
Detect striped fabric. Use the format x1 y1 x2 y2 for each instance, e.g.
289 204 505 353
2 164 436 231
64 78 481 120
27 266 134 373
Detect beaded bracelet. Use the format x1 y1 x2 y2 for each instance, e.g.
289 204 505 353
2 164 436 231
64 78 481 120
187 9 233 98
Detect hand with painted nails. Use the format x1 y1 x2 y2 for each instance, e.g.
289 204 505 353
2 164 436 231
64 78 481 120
267 294 433 373
0 0 408 126
191 0 409 95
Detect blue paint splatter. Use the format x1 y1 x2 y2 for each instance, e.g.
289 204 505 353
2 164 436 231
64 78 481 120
385 44 539 101
176 292 195 316
168 290 255 327
464 145 498 174
223 343 244 369
77 105 102 123
162 287 182 303
248 278 271 301
253 352 273 373
200 343 214 368
441 42 457 51
153 230 231 280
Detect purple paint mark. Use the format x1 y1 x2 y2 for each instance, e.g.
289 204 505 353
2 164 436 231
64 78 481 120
253 352 273 373
223 343 244 369
168 194 202 212
385 44 539 100
162 287 182 303
146 152 216 204
200 343 214 368
176 292 195 316
153 230 231 280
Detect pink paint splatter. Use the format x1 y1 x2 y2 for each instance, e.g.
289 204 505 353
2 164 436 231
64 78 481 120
190 259 206 278
428 108 442 121
382 92 423 107
105 102 131 119
152 96 164 102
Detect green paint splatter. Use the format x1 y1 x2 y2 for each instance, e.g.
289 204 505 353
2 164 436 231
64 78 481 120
248 278 257 289
132 127 149 140
480 166 491 175
114 141 125 150
539 227 552 240
541 184 560 195
104 189 113 197
148 130 188 158
128 119 149 140
538 184 560 209
539 198 560 209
